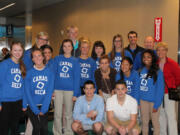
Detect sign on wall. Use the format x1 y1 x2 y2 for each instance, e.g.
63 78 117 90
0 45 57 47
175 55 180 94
6 24 13 37
154 17 162 42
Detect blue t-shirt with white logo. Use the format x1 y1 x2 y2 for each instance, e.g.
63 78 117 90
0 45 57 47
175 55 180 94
78 57 96 88
139 67 164 109
25 66 54 114
95 57 100 69
109 51 133 72
54 55 81 97
0 58 25 106
116 70 140 104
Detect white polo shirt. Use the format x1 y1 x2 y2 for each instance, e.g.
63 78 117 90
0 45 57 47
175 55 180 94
106 94 137 121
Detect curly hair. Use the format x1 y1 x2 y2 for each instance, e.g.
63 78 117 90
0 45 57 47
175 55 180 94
141 49 159 83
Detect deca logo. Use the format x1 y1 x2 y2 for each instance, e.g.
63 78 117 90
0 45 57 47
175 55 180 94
14 74 21 82
62 66 69 73
37 82 45 89
82 68 88 74
115 61 121 67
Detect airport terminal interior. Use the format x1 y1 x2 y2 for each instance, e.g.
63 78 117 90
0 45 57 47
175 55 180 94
0 0 180 135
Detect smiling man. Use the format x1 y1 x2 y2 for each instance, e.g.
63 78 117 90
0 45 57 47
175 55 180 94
105 80 140 135
72 80 104 135
125 31 144 60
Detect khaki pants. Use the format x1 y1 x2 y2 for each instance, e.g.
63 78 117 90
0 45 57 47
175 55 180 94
53 90 73 135
105 118 141 133
102 92 111 122
102 92 111 103
140 100 160 135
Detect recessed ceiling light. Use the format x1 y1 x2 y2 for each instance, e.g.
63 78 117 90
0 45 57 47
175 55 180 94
0 2 16 11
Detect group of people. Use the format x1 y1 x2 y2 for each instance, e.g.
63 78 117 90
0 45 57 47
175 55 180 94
0 25 180 135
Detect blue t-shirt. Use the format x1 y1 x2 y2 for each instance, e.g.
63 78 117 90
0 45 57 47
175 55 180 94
0 58 25 106
78 57 96 88
25 66 54 114
54 55 81 97
46 58 54 72
23 48 33 71
109 51 133 72
133 50 157 71
139 67 164 109
95 58 100 69
116 70 140 104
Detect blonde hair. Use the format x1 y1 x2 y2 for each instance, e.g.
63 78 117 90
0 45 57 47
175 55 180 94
36 32 49 39
78 37 91 49
66 25 79 33
35 32 49 46
156 42 168 51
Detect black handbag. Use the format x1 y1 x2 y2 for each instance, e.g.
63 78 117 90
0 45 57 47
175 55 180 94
166 81 180 101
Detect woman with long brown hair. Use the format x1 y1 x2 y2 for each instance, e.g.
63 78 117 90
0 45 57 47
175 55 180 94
53 39 80 135
109 34 133 72
0 41 26 135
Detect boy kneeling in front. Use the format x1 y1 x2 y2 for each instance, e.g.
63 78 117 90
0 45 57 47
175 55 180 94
105 80 140 135
72 80 104 135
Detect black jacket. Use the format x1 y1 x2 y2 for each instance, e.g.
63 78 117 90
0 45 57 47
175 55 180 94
125 44 144 60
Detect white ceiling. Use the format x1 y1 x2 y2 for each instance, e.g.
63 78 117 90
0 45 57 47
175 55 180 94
0 0 64 17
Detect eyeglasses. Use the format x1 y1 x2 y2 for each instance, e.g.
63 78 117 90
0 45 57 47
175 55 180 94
38 38 48 42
